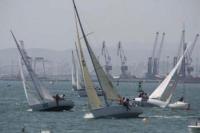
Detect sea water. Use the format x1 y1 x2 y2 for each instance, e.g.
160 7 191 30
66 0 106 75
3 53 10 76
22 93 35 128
0 80 199 133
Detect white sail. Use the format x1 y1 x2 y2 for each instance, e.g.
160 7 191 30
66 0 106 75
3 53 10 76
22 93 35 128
19 57 41 105
19 57 28 101
149 44 191 100
74 13 86 90
75 42 85 90
76 67 81 90
71 51 77 89
11 31 54 103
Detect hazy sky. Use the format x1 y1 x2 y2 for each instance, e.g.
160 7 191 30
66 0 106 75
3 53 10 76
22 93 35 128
1 0 200 51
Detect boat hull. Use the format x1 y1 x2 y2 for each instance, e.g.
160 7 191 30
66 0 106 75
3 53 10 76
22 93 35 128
168 101 190 110
30 100 74 111
86 105 143 119
133 98 167 108
188 125 200 133
134 97 190 110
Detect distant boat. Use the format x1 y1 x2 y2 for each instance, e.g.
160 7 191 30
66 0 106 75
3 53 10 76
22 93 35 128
134 43 191 108
71 50 78 91
11 31 74 111
73 0 142 119
188 119 200 133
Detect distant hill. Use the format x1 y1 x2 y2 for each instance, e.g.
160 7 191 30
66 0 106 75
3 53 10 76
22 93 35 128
0 48 71 75
0 42 180 77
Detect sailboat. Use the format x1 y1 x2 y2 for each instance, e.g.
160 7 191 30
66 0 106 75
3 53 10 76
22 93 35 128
11 31 74 111
73 0 142 118
72 14 103 97
134 43 191 108
188 119 200 133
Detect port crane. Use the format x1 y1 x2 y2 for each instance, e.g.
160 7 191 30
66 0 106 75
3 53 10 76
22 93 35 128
156 32 165 75
147 32 159 77
146 32 165 78
176 30 199 77
185 34 199 76
117 41 129 78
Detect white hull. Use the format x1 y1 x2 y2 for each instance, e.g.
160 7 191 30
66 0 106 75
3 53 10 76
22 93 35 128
168 101 190 110
30 100 74 111
134 98 167 108
134 98 190 110
85 105 143 119
188 125 200 133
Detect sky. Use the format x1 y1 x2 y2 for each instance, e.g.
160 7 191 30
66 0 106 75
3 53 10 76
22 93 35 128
0 0 200 51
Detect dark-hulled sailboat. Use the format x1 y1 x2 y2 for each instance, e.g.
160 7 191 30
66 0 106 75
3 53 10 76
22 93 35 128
73 0 142 118
11 31 74 111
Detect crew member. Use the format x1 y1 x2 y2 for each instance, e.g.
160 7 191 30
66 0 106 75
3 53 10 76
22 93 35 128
53 94 60 106
178 96 184 102
123 98 130 111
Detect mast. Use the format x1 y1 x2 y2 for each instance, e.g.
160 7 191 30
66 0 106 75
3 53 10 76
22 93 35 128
10 31 44 101
72 0 120 106
11 31 53 102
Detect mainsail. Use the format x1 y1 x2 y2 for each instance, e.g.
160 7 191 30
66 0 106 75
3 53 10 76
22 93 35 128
73 0 120 103
149 43 191 101
11 31 54 103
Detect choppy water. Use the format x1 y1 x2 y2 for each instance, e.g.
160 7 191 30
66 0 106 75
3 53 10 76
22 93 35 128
0 80 199 133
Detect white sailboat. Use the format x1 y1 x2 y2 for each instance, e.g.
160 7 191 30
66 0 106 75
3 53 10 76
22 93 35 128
134 43 191 108
188 119 200 133
11 31 74 111
73 0 142 118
